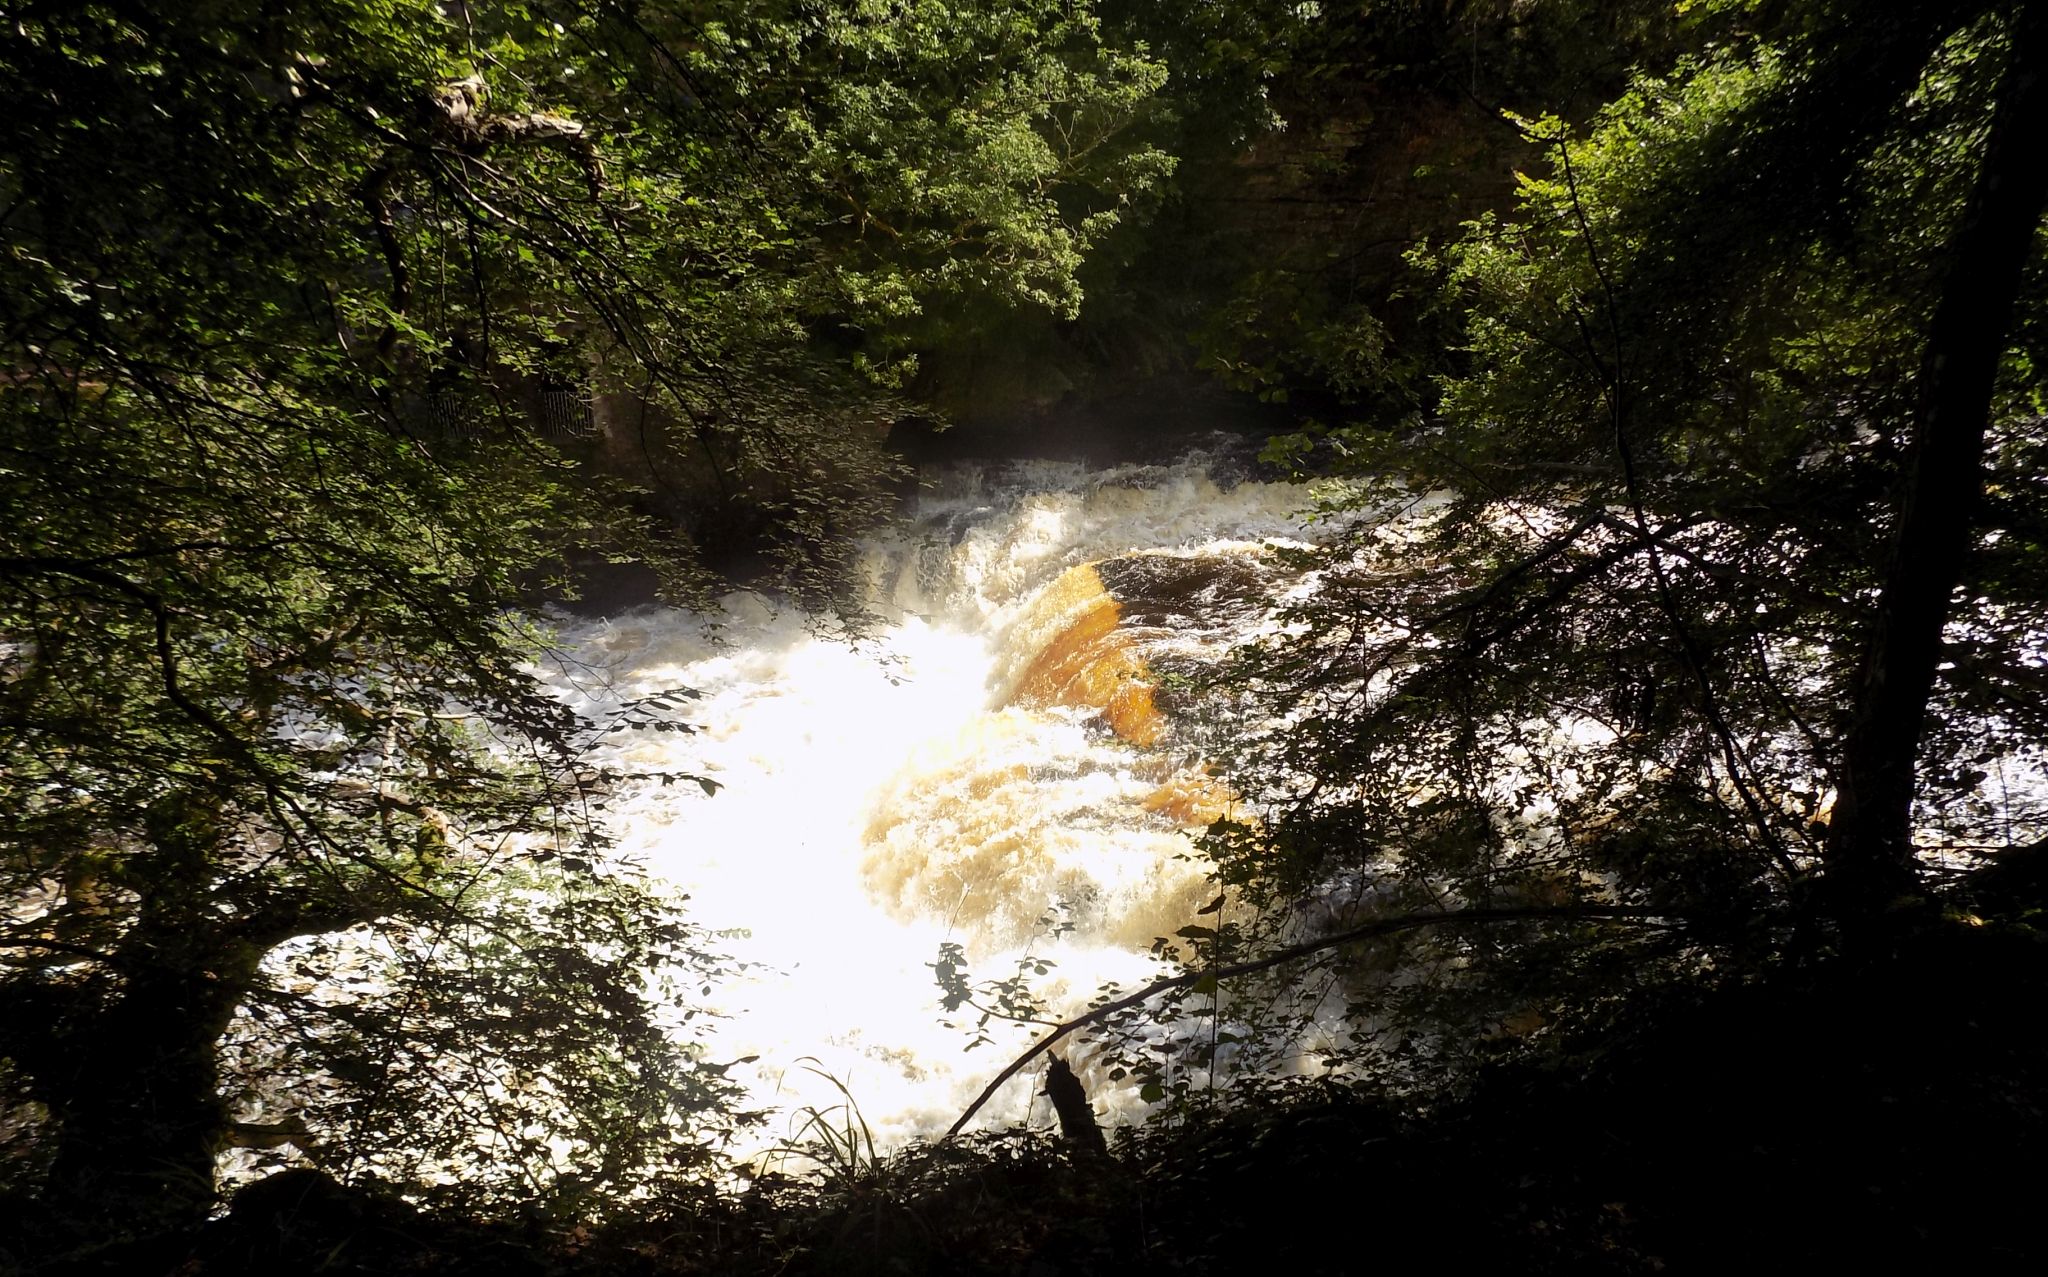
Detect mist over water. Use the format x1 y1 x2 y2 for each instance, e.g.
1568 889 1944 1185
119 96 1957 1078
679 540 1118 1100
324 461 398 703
544 451 1331 1150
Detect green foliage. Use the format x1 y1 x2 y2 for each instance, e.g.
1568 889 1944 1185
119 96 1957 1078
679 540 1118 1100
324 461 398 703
749 0 1177 324
1181 0 2048 1070
0 0 1177 1237
1107 0 1692 420
761 1061 880 1186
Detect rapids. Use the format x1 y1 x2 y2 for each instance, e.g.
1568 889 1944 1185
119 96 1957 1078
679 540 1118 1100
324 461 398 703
544 450 1337 1153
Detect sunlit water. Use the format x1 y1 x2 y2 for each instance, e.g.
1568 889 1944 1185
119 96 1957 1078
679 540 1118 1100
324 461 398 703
207 446 2048 1192
540 452 1332 1151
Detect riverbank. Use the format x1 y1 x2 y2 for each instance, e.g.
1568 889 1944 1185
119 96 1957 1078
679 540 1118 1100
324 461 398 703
21 912 2041 1275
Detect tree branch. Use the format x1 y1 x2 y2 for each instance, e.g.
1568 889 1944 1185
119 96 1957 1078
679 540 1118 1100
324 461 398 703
8 556 251 761
1552 131 1800 883
945 903 1672 1138
0 936 123 966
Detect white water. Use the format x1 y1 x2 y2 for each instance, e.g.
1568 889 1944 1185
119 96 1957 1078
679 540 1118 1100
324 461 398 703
542 454 1329 1152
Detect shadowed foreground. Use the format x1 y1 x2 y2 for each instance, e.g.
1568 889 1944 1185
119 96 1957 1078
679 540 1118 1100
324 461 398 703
8 917 2040 1277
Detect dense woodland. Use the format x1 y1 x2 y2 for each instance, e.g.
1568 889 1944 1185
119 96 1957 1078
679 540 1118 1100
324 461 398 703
3 1 2045 1272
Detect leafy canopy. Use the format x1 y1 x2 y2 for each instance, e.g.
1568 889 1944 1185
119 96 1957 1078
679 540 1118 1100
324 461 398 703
0 0 1174 1233
1174 0 2048 1075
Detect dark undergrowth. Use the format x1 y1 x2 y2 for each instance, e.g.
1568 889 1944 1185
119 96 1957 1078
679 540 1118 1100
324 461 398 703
9 914 2044 1277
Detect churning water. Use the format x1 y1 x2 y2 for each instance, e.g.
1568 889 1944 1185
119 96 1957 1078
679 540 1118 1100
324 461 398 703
543 450 1335 1151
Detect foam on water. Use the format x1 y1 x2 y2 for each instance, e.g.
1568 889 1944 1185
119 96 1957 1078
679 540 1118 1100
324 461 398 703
540 455 1324 1150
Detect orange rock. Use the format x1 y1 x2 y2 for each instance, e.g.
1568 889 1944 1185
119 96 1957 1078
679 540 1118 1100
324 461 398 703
1140 770 1240 827
1006 564 1164 746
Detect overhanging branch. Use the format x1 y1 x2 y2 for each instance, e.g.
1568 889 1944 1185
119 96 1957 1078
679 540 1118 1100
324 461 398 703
945 903 1672 1138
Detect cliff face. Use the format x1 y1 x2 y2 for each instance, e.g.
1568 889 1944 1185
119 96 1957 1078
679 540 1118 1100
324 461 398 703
1206 81 1518 284
910 80 1527 444
916 2 1685 441
1181 82 1526 403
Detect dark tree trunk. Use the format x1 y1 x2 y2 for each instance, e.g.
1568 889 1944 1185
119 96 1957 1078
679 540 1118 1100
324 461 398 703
1825 4 2048 920
38 938 256 1238
1042 1056 1108 1157
26 788 385 1242
33 793 257 1238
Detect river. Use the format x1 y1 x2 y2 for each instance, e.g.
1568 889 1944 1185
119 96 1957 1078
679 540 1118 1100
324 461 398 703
542 445 1340 1154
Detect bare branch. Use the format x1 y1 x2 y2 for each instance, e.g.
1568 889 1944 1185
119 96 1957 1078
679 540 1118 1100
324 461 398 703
946 903 1673 1138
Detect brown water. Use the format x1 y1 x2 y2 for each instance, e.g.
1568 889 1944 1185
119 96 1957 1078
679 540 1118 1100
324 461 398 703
547 455 1339 1149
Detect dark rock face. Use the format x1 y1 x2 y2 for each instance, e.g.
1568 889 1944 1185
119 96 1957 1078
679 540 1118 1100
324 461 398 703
886 375 1290 470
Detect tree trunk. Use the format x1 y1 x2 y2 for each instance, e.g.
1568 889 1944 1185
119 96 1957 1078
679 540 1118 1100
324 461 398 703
1825 4 2048 921
38 942 255 1238
35 792 256 1238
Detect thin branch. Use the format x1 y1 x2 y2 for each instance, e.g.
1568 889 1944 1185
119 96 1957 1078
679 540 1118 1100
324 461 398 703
0 937 122 964
1551 133 1800 883
945 903 1672 1138
0 541 294 574
362 164 411 339
13 557 251 761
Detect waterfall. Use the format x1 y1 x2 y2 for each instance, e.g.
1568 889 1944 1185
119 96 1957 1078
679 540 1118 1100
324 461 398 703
544 449 1331 1150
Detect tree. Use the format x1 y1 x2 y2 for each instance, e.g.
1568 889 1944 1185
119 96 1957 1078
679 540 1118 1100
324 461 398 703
1184 0 2048 1062
1084 0 1689 421
0 0 1173 1245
